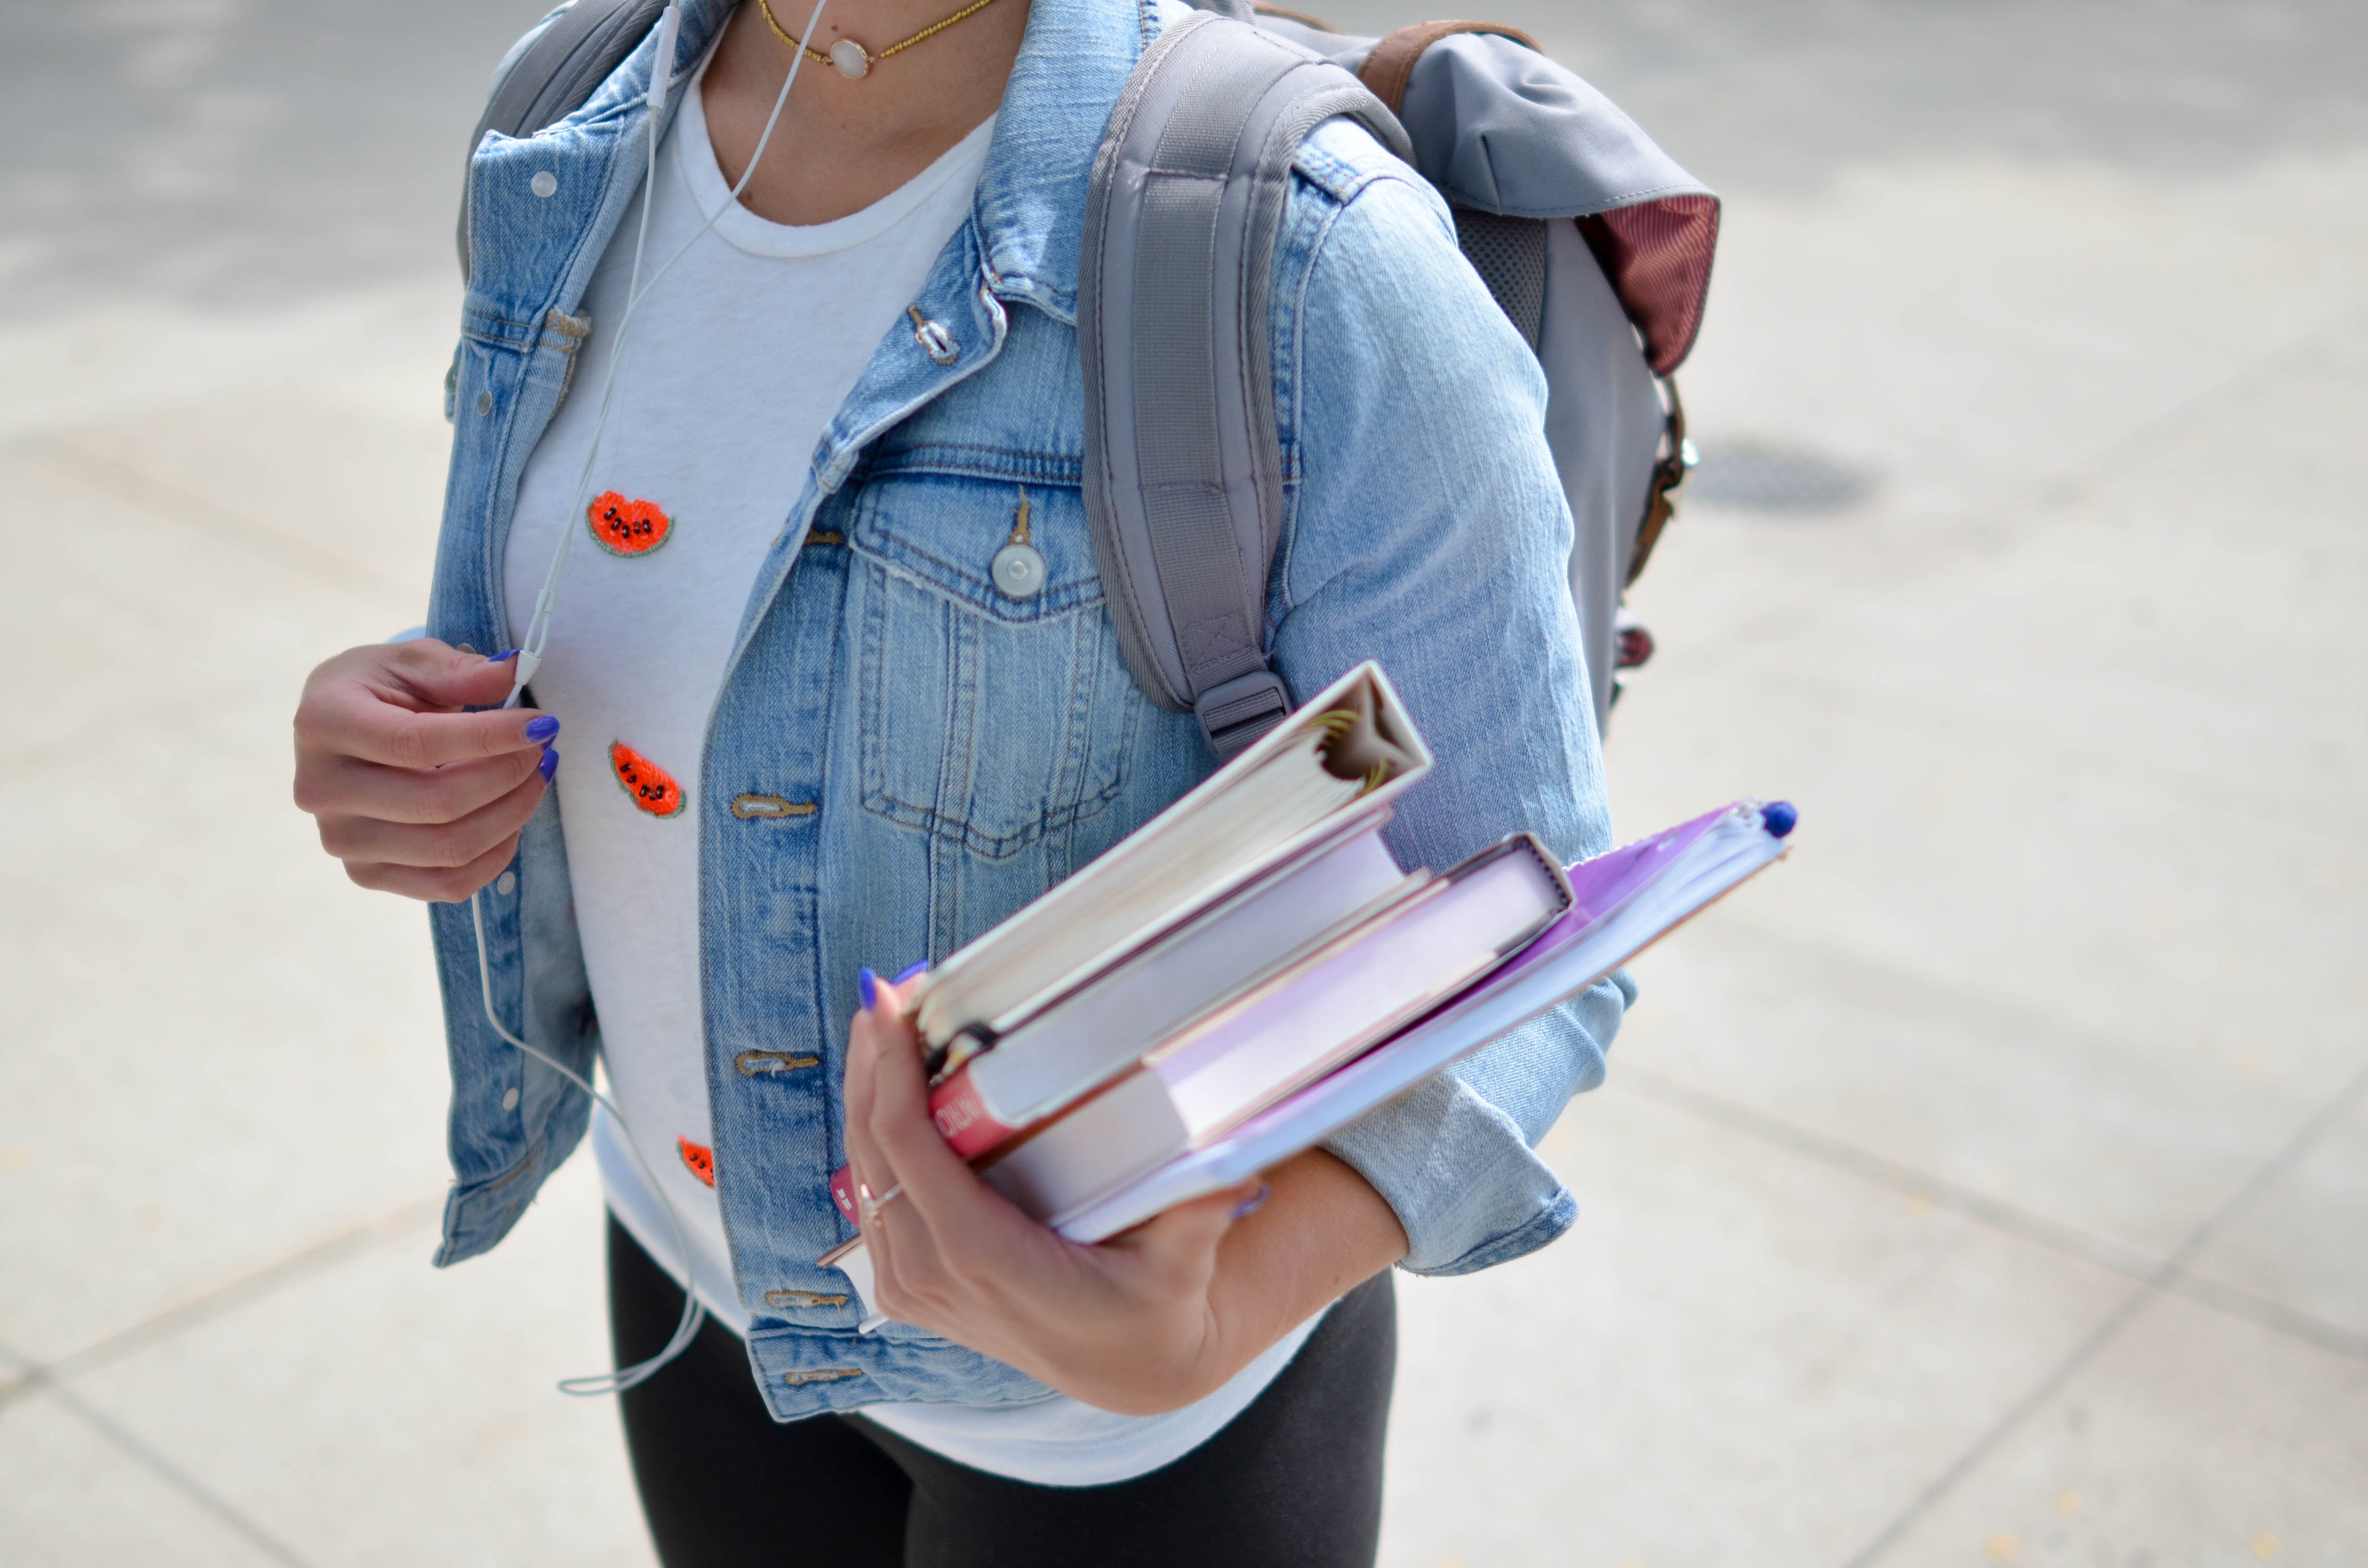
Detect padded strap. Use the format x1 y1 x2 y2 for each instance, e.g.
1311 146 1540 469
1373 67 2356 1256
1355 19 1538 115
1082 12 1410 759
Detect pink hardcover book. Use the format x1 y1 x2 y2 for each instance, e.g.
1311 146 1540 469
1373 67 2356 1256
973 836 1572 1221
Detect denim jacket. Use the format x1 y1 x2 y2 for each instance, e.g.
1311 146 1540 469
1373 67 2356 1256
426 0 1630 1420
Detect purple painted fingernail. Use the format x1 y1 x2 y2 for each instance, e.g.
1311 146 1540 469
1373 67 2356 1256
858 967 879 1013
892 960 929 984
490 648 522 662
1230 1181 1272 1221
538 748 559 781
524 714 559 742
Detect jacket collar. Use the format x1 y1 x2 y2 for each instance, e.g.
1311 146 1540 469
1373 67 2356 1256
615 0 1162 322
972 0 1163 322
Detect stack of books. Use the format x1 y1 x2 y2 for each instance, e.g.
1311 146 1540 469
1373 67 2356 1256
822 663 1792 1320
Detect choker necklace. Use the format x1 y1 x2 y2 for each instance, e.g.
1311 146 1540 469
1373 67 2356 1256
758 0 1007 80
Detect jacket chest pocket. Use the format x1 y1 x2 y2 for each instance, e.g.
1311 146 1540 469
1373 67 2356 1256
849 472 1140 861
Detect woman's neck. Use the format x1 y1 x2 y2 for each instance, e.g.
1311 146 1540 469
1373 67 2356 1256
702 0 1032 227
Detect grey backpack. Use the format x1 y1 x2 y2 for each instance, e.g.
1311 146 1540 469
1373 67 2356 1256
462 0 1718 756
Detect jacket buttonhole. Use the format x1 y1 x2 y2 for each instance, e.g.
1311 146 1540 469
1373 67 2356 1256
734 1051 822 1076
730 794 819 820
765 1288 851 1308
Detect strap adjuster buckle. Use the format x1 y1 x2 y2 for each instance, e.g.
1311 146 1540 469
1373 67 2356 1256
1194 669 1292 761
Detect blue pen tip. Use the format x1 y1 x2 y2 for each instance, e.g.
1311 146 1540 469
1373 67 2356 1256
1762 800 1798 839
858 967 878 1013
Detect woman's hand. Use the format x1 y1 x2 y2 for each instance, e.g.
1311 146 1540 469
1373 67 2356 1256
292 640 559 903
842 972 1408 1416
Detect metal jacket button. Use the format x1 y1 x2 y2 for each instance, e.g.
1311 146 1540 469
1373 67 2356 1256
992 543 1046 598
992 490 1045 599
908 306 958 366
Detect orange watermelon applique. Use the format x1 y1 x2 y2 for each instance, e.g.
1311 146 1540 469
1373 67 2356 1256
678 1137 716 1188
610 742 686 818
587 490 674 556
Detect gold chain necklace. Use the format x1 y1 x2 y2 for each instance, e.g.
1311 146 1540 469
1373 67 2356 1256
757 0 1007 81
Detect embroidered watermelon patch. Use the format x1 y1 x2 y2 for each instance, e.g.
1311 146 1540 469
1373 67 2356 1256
610 742 686 818
587 490 673 556
678 1137 715 1188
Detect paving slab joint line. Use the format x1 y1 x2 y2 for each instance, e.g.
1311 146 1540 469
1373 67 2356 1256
0 1191 447 1415
11 431 421 609
1835 1053 2368 1568
1614 1066 2368 1364
4 1357 322 1568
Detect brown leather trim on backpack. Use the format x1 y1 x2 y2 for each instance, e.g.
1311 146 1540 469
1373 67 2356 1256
1250 2 1341 31
1627 378 1690 587
1356 20 1541 115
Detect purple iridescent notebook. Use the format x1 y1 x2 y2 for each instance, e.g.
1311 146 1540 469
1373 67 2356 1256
1046 799 1796 1242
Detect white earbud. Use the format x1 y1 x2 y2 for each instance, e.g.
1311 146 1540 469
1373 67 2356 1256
649 5 683 114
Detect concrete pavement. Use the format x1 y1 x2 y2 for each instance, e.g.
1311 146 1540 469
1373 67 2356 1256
3 1 2362 1564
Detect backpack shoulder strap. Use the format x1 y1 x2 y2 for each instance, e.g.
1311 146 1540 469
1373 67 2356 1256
456 0 668 281
1080 11 1410 760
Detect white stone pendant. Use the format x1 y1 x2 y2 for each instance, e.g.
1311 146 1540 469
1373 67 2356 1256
829 39 872 78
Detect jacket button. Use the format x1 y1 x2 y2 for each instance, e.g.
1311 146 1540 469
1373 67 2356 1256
501 1087 520 1112
908 306 959 366
530 171 558 198
992 542 1046 598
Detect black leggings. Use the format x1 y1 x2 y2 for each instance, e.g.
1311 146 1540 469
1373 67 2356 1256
607 1216 1395 1568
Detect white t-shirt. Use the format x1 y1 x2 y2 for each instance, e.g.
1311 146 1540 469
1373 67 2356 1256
505 69 1317 1487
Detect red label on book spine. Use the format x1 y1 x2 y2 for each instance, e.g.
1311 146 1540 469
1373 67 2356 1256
929 1071 1020 1160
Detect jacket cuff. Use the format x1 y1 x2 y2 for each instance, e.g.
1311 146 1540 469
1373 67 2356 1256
1320 978 1627 1275
1322 1069 1577 1274
433 1140 556 1266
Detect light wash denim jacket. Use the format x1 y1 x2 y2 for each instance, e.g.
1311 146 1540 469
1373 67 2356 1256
427 0 1631 1420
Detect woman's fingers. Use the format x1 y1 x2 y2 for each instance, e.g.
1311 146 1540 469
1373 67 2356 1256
313 745 547 833
370 639 533 712
840 996 888 1213
317 762 549 868
858 986 1035 1267
343 831 525 904
845 976 1064 1324
293 641 564 903
842 992 942 1320
296 649 552 776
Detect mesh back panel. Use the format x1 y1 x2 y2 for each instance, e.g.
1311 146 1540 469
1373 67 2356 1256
1453 207 1549 352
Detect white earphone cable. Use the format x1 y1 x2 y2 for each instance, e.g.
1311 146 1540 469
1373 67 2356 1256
479 0 836 1395
471 886 705 1395
506 0 830 710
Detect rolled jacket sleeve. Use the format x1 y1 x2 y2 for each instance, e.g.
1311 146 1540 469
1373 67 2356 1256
1268 125 1631 1275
